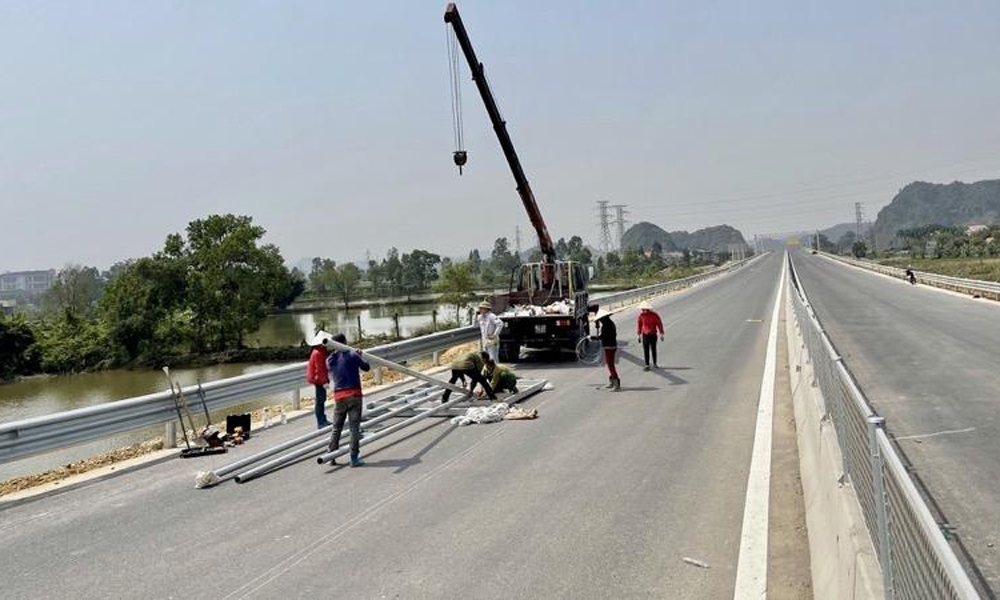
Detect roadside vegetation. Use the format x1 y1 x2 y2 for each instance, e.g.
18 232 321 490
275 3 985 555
1 215 304 380
813 224 1000 281
2 224 744 381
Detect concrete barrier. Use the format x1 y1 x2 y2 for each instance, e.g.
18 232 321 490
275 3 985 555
784 286 884 599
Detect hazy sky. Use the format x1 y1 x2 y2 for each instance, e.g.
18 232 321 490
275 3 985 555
2 1 1000 271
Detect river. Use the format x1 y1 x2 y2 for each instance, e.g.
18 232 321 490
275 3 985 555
0 301 465 481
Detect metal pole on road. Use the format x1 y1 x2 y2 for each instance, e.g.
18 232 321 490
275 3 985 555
234 387 446 484
197 386 437 488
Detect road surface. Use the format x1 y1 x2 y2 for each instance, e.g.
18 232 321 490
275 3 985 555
0 253 805 599
792 250 1000 594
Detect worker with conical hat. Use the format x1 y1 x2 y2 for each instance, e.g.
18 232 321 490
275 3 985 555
590 308 620 391
306 330 334 429
636 301 664 371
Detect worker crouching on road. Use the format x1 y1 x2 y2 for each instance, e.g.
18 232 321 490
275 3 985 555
325 333 370 467
592 309 620 391
306 330 334 428
442 351 497 403
480 352 518 396
636 301 665 371
477 301 504 363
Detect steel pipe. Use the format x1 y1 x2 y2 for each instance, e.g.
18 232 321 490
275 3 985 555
328 340 468 395
233 388 445 484
196 385 437 488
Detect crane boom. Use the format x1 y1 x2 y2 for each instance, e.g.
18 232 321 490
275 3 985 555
444 3 556 264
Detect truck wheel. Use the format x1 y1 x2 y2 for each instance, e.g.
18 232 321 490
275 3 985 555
500 343 520 363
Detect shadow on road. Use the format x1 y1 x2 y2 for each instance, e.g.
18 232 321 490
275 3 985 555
323 419 458 475
618 352 690 385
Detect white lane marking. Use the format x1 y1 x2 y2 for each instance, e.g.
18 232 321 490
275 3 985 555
895 427 976 441
733 254 786 599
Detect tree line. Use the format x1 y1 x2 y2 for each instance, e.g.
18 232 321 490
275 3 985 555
1 215 303 379
814 225 1000 259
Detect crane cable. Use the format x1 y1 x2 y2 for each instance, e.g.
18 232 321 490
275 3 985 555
446 25 466 173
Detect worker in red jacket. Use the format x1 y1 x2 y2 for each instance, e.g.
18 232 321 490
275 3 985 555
306 330 333 428
636 302 664 371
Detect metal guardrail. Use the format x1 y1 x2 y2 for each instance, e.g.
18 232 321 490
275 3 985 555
787 252 981 600
0 256 761 465
0 326 479 464
819 251 1000 301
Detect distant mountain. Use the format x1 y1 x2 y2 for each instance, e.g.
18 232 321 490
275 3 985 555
620 222 678 252
820 222 858 242
875 179 1000 245
621 222 748 254
669 225 748 253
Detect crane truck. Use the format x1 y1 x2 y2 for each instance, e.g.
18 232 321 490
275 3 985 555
445 3 590 362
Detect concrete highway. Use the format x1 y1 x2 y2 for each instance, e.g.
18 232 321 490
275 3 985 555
792 251 1000 594
0 253 806 599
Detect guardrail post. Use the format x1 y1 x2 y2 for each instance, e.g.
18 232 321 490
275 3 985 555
432 351 441 366
164 421 176 449
374 366 383 385
868 415 895 599
291 387 301 411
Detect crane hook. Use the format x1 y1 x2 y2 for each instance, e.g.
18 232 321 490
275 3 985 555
453 150 467 175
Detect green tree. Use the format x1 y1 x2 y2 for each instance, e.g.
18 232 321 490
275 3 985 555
435 262 477 322
331 263 362 309
0 313 38 379
309 258 337 294
490 237 519 274
178 214 298 351
468 249 483 274
42 265 104 318
100 255 188 362
554 237 570 260
367 260 385 296
566 236 592 264
400 249 441 299
852 240 868 258
383 247 403 296
31 311 110 373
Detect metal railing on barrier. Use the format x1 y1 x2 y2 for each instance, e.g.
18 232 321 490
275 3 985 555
818 251 1000 301
787 252 981 599
0 255 762 466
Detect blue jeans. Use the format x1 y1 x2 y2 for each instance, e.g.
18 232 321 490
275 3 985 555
314 384 329 427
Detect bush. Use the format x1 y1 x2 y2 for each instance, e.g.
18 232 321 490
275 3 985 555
0 314 40 379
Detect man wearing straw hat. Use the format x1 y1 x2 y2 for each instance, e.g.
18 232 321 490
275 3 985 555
477 300 505 363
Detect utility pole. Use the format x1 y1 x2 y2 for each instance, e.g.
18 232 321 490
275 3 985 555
855 202 865 240
611 204 629 252
514 225 522 255
596 200 613 255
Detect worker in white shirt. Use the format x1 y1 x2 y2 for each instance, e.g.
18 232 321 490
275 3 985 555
477 300 504 363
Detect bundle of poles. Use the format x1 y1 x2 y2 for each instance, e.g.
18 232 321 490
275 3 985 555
195 340 546 488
